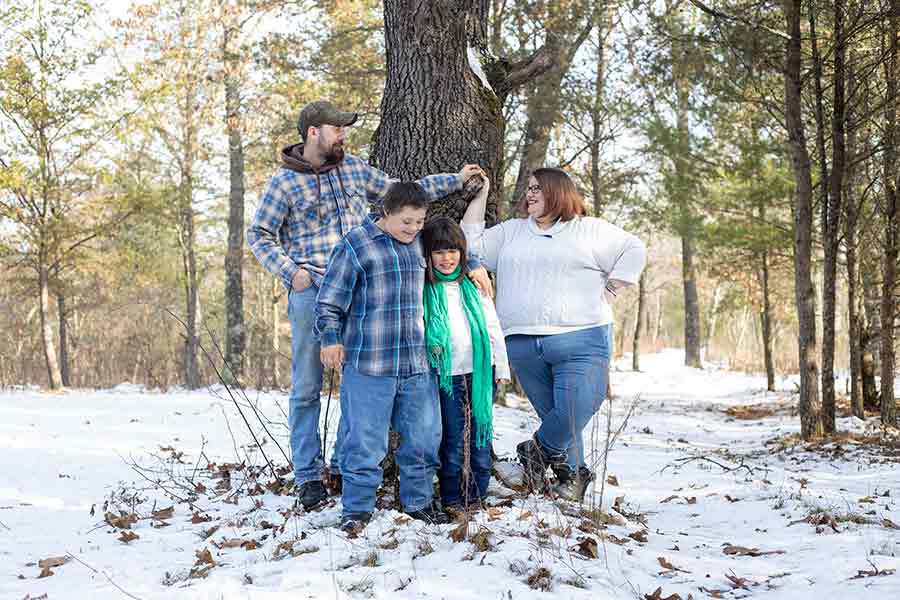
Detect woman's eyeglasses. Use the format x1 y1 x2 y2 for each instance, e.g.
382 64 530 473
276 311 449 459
526 185 542 194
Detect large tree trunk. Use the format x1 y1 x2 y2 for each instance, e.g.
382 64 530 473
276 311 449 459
783 0 823 439
58 292 71 387
373 1 553 224
39 264 63 390
633 270 646 372
223 20 245 383
881 0 899 426
590 1 615 216
759 250 775 392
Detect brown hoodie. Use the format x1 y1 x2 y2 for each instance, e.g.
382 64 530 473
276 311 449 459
280 142 348 205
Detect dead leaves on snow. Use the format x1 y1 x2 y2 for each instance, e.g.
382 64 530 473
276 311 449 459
722 543 785 557
36 555 69 578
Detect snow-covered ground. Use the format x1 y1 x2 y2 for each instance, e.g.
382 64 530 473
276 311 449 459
2 349 899 599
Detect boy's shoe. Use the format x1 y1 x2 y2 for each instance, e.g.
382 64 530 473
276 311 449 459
295 480 328 511
516 436 566 493
550 464 595 502
406 503 451 525
339 512 372 535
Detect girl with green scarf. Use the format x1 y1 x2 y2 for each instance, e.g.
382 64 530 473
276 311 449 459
422 214 510 511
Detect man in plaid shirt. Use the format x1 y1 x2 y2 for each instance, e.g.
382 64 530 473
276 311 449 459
247 100 486 511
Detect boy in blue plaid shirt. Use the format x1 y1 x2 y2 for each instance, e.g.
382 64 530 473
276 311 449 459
315 181 485 532
247 100 488 511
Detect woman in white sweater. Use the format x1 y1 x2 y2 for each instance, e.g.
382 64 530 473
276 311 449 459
461 167 646 501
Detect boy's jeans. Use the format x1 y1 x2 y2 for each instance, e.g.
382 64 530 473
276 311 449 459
505 325 610 471
288 286 344 486
339 365 441 517
438 373 493 507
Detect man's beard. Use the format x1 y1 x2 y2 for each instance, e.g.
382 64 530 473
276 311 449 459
322 142 344 163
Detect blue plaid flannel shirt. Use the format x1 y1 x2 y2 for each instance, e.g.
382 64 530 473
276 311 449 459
247 153 463 289
314 218 433 377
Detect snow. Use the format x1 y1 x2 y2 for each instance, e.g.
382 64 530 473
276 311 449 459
2 349 899 599
467 46 493 92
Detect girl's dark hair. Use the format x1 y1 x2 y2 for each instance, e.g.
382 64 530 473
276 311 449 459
382 181 429 214
421 217 469 283
516 167 586 222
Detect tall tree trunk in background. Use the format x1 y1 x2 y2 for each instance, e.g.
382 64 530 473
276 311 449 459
373 1 554 225
759 249 775 392
845 48 863 418
784 0 823 439
57 292 70 387
673 34 702 368
810 1 838 433
180 81 201 390
860 76 881 411
633 270 646 371
591 1 615 215
223 18 245 383
39 263 63 390
881 0 899 426
512 4 594 205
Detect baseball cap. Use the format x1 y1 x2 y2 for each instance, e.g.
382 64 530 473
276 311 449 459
297 100 358 140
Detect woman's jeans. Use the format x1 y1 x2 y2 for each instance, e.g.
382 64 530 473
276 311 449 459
338 365 441 517
506 325 611 470
438 373 493 507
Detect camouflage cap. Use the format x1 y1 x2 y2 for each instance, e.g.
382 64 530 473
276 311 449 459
297 100 358 140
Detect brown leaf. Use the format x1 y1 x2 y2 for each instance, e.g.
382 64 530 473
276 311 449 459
851 562 896 580
722 543 785 557
643 586 682 600
686 497 697 505
607 474 619 486
194 548 216 567
151 506 175 520
241 539 259 550
118 531 139 543
215 538 245 549
883 518 899 530
724 494 740 503
660 495 680 504
191 511 212 524
628 530 649 543
698 587 725 598
104 511 138 529
572 536 599 559
600 533 629 545
379 538 400 550
38 566 55 578
37 556 69 569
657 556 690 573
517 510 533 521
393 515 411 525
448 521 468 543
725 572 751 589
194 481 207 494
487 507 504 521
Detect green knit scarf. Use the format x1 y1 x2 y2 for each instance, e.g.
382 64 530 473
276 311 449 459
423 266 494 447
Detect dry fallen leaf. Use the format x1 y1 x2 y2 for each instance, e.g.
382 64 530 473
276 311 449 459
628 530 649 543
607 474 619 486
449 521 468 543
118 531 139 543
194 548 216 567
38 566 54 578
657 556 690 573
725 572 751 589
37 556 69 569
517 510 533 521
194 481 207 493
572 536 599 559
190 511 212 524
104 511 138 529
661 495 680 504
393 515 411 525
487 507 504 521
643 586 682 600
722 543 785 557
152 506 175 520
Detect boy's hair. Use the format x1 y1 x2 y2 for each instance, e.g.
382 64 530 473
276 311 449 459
421 217 469 283
516 167 586 222
383 181 429 214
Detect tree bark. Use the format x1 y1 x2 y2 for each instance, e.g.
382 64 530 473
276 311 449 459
591 1 615 215
373 1 554 225
39 264 63 390
881 0 899 426
180 81 201 390
58 292 71 387
223 18 245 383
633 270 646 371
783 0 823 439
845 47 863 418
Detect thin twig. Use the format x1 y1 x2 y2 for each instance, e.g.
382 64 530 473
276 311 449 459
65 552 145 600
0 518 10 531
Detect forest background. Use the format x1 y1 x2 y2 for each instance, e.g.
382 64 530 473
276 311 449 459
2 0 898 440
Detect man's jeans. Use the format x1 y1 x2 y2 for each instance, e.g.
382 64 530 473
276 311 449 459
339 365 441 517
506 325 610 470
438 373 493 507
288 286 344 486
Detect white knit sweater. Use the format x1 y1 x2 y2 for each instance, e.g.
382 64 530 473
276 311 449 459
463 216 647 336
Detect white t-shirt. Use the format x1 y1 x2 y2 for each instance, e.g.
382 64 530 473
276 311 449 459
441 281 511 380
463 216 646 336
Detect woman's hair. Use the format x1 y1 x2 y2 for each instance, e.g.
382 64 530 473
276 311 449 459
516 167 586 222
421 217 469 283
382 181 429 214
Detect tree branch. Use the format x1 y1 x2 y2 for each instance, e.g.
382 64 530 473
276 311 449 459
687 0 790 41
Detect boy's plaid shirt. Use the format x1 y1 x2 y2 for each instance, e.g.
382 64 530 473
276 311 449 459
314 218 431 377
247 153 462 289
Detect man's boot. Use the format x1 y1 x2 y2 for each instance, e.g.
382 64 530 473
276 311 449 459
516 436 566 493
550 464 595 502
295 480 328 511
